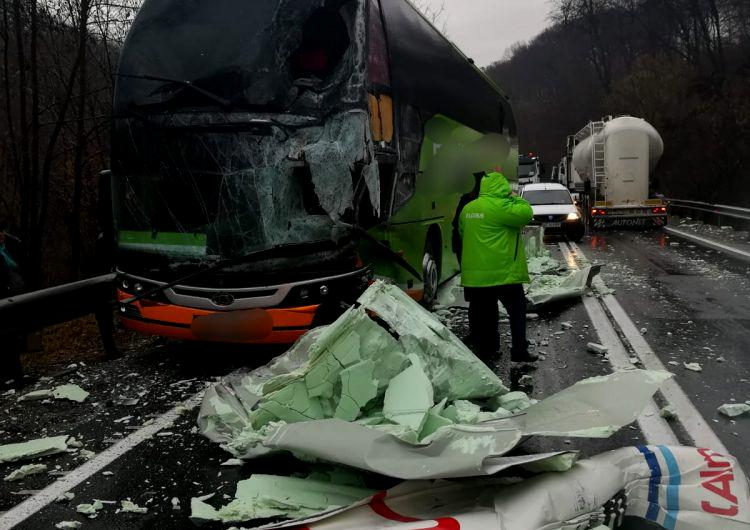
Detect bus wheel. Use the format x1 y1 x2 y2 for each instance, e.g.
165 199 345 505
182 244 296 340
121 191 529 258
421 249 439 310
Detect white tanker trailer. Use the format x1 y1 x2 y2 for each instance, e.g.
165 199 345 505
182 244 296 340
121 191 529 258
571 116 666 228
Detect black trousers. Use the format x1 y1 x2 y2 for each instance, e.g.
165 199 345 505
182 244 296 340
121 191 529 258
465 284 527 359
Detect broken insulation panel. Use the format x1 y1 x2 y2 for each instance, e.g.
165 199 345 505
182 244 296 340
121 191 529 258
114 111 380 267
199 282 671 481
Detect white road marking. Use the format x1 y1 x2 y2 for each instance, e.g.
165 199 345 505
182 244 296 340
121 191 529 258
558 243 678 445
566 242 730 454
0 388 207 530
664 226 750 264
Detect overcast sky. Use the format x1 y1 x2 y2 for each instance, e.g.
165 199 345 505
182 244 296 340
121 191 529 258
420 0 553 66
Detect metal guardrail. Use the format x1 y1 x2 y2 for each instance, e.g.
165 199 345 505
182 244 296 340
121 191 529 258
665 198 750 222
0 274 117 382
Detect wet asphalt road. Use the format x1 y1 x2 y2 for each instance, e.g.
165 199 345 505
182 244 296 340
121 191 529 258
0 228 748 529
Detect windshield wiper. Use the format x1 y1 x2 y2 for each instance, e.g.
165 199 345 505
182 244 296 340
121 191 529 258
118 73 232 109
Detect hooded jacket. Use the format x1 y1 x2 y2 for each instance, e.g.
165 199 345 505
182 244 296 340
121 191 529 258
458 172 533 287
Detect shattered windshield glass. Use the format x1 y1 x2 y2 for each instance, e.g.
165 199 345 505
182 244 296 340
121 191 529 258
113 111 380 265
114 0 364 115
112 0 377 271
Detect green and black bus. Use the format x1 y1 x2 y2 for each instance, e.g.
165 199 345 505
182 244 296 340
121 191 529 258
111 0 518 344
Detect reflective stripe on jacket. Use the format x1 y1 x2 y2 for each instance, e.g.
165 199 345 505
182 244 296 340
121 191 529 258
459 172 533 287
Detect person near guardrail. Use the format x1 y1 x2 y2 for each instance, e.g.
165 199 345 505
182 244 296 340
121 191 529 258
0 219 24 297
0 218 25 383
458 171 538 364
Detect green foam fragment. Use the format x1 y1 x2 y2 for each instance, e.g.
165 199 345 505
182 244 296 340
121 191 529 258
452 400 482 424
261 381 324 423
0 436 70 464
304 356 342 399
215 474 374 523
334 360 378 421
489 391 535 413
382 354 434 432
52 384 89 403
3 463 48 482
327 330 362 367
419 411 455 439
522 453 579 473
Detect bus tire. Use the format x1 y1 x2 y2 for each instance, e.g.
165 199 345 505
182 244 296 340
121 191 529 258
421 245 440 310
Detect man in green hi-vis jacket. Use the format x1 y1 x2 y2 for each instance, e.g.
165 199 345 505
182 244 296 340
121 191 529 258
459 171 538 363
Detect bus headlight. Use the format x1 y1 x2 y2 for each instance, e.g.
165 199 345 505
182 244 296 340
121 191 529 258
567 212 581 221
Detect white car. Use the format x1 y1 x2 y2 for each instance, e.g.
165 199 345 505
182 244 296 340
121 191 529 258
520 183 585 242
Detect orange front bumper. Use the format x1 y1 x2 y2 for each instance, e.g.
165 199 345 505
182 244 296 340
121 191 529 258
117 290 318 344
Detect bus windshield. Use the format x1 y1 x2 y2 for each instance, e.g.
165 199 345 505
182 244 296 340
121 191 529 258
115 0 362 115
112 112 380 269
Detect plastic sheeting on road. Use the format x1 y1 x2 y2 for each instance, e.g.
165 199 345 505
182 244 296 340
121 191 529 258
199 282 672 481
250 445 750 530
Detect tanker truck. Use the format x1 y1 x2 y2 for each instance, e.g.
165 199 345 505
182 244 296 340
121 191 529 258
570 116 666 228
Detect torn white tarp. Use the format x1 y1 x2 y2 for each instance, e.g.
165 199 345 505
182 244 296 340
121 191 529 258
261 370 672 479
252 446 750 530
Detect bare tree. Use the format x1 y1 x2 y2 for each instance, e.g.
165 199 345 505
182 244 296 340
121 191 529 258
411 0 448 34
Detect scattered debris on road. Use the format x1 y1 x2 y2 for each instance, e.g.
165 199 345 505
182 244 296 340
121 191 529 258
718 403 750 418
54 522 82 529
587 343 609 355
192 281 684 526
0 435 71 463
683 362 703 372
118 499 148 514
76 499 104 516
17 384 89 403
3 463 47 482
438 229 598 310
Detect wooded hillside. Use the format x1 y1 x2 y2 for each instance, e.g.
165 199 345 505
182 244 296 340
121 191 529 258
486 0 750 206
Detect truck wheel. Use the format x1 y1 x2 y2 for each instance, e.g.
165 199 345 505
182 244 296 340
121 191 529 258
421 247 439 310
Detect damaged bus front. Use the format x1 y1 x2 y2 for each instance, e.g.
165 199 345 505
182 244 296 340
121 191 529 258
111 0 517 344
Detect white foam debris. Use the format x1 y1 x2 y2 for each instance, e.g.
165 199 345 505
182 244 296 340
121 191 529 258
57 492 75 502
718 404 750 418
55 522 82 529
684 362 703 372
77 500 104 515
119 500 148 514
3 464 48 482
587 343 609 355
